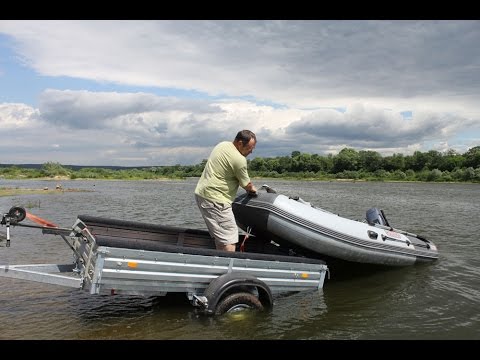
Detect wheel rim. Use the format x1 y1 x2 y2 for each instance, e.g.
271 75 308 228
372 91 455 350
227 304 252 313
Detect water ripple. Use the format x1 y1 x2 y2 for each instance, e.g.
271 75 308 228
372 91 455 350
1 179 479 339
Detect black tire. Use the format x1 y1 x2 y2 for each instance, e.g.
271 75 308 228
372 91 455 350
214 292 264 315
8 206 26 223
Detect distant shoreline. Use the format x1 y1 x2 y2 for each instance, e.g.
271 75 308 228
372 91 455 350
1 176 477 187
0 176 179 181
0 187 94 197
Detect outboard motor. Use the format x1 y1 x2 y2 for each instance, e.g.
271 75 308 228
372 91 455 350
366 207 390 227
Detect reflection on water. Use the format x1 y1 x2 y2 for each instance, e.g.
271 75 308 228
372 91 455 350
1 179 479 339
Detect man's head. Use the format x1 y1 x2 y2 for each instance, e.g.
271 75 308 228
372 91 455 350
234 130 256 157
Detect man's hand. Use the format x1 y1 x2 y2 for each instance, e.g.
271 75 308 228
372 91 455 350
244 182 257 196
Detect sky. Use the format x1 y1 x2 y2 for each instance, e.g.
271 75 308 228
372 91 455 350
0 20 479 167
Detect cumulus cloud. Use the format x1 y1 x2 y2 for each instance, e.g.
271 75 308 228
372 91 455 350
0 103 41 129
287 103 474 148
0 20 479 165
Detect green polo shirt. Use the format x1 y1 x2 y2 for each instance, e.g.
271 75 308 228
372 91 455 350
195 141 251 204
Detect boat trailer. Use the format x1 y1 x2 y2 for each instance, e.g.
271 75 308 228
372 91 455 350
1 206 328 315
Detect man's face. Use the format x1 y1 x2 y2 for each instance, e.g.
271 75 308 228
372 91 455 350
239 138 256 157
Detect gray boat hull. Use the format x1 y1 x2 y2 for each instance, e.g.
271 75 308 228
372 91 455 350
233 189 439 266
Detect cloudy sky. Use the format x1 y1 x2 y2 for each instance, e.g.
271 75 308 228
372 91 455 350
0 20 479 167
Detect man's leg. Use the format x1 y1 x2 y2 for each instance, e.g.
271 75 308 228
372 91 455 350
195 195 238 252
215 243 236 252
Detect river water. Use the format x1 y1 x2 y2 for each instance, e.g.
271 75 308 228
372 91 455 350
0 178 478 340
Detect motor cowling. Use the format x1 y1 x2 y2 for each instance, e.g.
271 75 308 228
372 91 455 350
366 207 389 226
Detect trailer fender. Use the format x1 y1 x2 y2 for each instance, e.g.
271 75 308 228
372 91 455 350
201 272 273 315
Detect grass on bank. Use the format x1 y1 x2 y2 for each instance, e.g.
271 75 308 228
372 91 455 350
0 186 93 197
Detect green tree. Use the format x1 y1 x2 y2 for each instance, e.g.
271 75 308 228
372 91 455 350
333 148 359 173
383 153 405 172
464 146 480 168
424 150 443 170
358 150 383 172
406 151 428 171
41 162 70 177
250 157 268 172
441 149 465 171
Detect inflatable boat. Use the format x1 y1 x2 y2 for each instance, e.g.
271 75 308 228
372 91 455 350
232 185 439 266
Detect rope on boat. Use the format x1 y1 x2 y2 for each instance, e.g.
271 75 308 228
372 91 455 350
240 226 253 252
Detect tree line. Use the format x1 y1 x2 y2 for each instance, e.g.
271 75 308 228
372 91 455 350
1 146 479 183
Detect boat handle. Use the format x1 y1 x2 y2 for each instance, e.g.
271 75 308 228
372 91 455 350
381 234 411 246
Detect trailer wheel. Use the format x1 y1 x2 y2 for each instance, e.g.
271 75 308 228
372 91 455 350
215 292 264 315
8 206 26 223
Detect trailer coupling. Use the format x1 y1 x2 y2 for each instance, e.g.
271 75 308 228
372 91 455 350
0 206 27 247
1 206 71 247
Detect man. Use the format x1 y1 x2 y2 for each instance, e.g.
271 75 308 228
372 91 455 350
195 130 257 252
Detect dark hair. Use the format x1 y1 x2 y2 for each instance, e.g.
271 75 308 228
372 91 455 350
234 130 256 146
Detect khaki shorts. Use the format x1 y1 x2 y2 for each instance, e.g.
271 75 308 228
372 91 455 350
195 194 239 246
